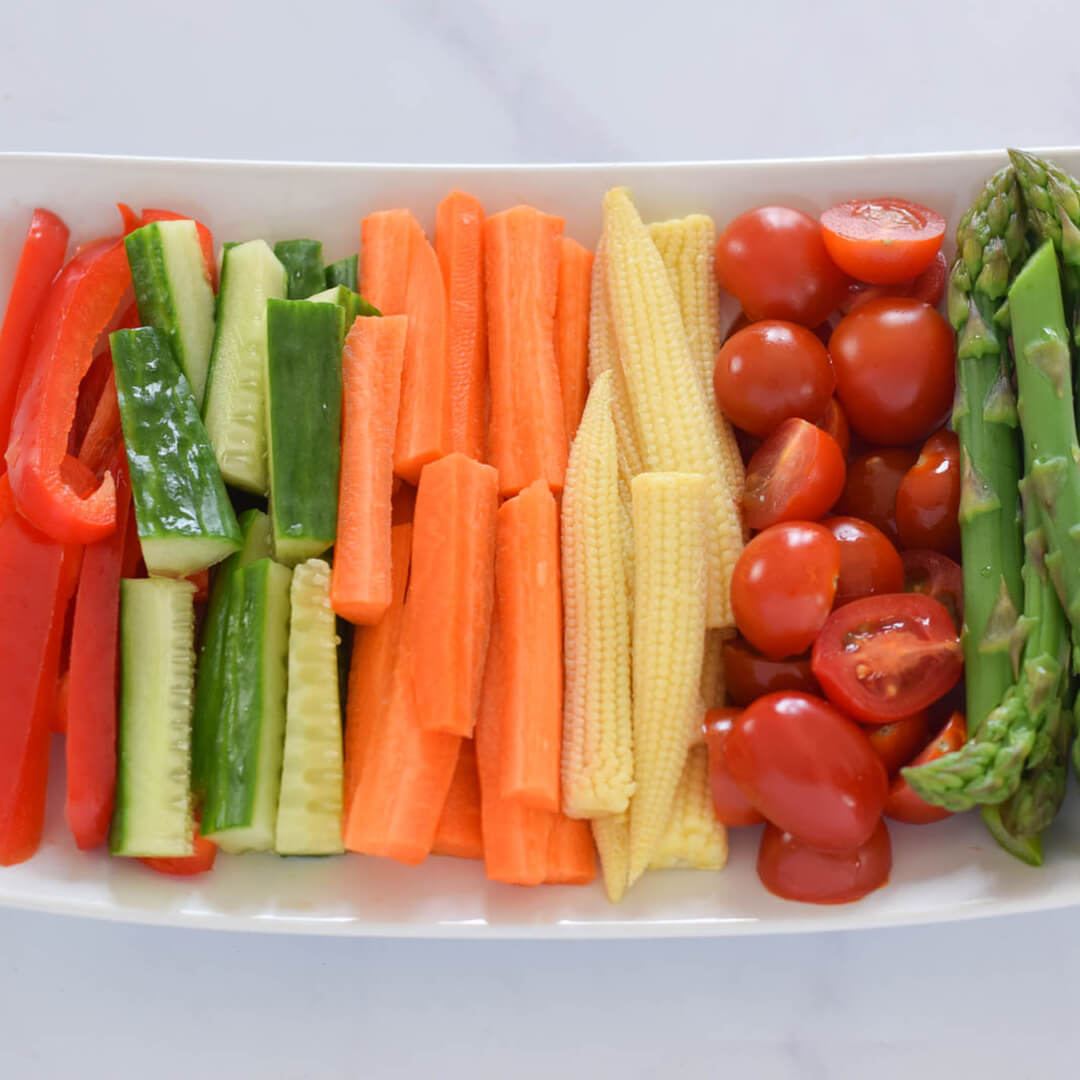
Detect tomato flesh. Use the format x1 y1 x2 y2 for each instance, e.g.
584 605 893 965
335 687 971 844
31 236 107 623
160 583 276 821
758 819 891 904
887 711 966 824
901 549 963 632
743 419 846 530
811 593 963 723
866 710 932 777
731 522 840 660
722 637 819 706
703 708 764 827
821 198 945 285
724 691 888 851
715 206 849 327
829 298 955 446
838 448 917 546
713 320 835 438
823 516 904 607
896 428 961 557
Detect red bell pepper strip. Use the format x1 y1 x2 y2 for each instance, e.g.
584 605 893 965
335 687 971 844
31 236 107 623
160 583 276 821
65 451 130 849
0 473 14 525
52 670 70 736
5 237 129 543
140 820 217 876
0 513 78 865
117 203 142 235
0 209 70 460
141 209 217 288
120 502 144 580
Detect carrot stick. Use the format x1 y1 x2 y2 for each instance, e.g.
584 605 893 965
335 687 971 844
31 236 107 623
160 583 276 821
331 315 408 625
408 453 498 737
343 522 413 806
555 238 594 443
544 815 597 885
475 609 553 885
391 482 416 525
432 739 482 860
360 210 452 483
484 206 567 497
495 478 563 812
435 191 487 462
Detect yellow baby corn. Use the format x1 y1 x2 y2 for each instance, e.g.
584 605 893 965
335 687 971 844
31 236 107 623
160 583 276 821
626 472 709 887
649 744 728 871
592 812 630 904
699 628 728 711
561 372 635 818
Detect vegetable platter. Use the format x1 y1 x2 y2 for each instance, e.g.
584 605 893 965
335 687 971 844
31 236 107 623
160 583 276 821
1 150 1079 939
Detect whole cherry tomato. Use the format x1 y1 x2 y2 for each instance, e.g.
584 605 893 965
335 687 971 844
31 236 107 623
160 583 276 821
815 397 851 458
822 516 904 607
837 448 918 546
866 711 932 777
703 708 764 827
722 637 820 706
901 549 963 632
888 711 966 824
896 429 961 557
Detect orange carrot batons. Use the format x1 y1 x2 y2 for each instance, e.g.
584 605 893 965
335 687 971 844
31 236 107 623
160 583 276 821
432 739 483 860
496 478 563 813
332 315 407 626
544 815 597 885
360 209 413 316
484 206 567 497
555 238 594 443
435 192 487 463
408 453 498 737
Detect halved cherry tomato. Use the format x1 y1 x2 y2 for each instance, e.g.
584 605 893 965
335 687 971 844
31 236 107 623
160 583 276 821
895 429 961 557
722 637 820 706
815 397 851 458
837 448 918 546
731 522 840 659
821 198 945 285
866 711 931 777
829 299 955 446
811 593 963 723
887 711 966 824
703 708 764 827
901 549 963 632
715 206 849 327
744 420 846 530
839 250 949 315
725 691 888 851
757 819 891 905
713 321 836 437
823 516 904 607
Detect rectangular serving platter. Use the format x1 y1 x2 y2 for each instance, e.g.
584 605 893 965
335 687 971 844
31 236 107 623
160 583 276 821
2 149 1079 939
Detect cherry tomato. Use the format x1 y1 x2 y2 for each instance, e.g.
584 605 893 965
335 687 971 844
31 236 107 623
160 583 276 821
909 251 948 307
731 522 840 659
811 593 963 723
744 419 846 530
837 448 917 546
715 206 849 327
866 710 932 777
822 516 904 607
722 637 820 706
821 198 945 285
757 819 891 904
895 429 961 557
703 708 765 826
140 821 217 877
887 711 966 824
815 397 851 458
829 298 955 445
724 310 752 340
901 549 963 632
713 320 836 438
725 691 888 851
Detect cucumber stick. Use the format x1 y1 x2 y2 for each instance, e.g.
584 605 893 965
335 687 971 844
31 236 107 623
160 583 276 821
126 219 216 407
308 284 381 329
324 254 358 291
112 328 242 576
110 578 197 857
276 559 345 855
274 239 324 299
203 240 287 494
201 556 292 853
191 509 273 800
265 299 345 565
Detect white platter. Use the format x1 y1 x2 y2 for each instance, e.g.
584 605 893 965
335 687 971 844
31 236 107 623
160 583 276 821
2 149 1079 939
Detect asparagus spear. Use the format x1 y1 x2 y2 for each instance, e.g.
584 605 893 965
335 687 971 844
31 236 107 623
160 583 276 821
947 167 1026 734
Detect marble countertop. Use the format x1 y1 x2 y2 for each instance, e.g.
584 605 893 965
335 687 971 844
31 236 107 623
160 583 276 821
3 1 1080 1076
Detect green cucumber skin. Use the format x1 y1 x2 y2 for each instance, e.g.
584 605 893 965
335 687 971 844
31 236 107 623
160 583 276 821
324 255 358 291
274 239 325 300
110 578 197 858
191 509 272 801
201 557 292 849
265 299 345 564
111 327 242 575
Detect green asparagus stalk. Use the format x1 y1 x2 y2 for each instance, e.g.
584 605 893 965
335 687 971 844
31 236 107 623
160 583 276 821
947 167 1026 734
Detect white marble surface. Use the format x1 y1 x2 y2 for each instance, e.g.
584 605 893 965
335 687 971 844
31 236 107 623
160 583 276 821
3 0 1080 1076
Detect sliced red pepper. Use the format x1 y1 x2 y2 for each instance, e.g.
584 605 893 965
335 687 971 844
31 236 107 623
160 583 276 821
117 203 142 235
65 450 130 850
141 208 216 289
120 501 144 580
5 237 130 543
0 513 79 864
0 209 70 458
0 473 14 526
140 817 217 876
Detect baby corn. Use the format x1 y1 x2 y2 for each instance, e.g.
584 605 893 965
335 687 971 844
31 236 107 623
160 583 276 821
649 744 728 871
